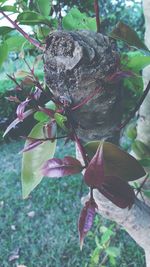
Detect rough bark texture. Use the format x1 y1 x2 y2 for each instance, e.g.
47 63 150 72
44 30 121 143
44 28 150 266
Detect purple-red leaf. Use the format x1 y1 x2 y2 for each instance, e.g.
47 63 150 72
16 98 31 121
42 156 83 178
3 109 34 137
99 176 135 209
32 87 42 100
43 120 57 139
84 143 105 188
78 199 97 250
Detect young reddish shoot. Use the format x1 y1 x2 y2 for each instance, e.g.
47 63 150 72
78 198 98 250
94 0 101 33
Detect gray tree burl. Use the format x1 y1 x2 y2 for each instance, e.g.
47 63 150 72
44 30 122 142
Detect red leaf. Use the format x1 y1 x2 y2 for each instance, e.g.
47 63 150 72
78 199 97 250
42 156 83 177
3 109 34 137
32 87 42 100
16 98 31 121
84 143 105 188
99 176 135 209
43 120 57 139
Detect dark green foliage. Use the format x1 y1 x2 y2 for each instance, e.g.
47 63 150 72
61 0 144 38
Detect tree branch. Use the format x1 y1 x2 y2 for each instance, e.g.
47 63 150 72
0 11 44 51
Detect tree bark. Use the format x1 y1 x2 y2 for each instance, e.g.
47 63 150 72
81 193 150 267
44 30 122 143
44 26 150 266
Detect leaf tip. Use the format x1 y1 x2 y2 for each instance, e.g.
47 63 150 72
80 238 84 251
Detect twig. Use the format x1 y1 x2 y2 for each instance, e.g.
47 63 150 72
57 0 63 30
7 74 23 91
99 254 108 266
71 87 102 111
21 135 68 142
136 174 149 197
120 80 150 129
94 0 101 33
0 11 44 51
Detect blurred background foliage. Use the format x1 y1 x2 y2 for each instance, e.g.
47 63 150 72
61 0 144 37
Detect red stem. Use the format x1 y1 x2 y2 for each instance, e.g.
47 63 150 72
71 87 102 111
94 0 101 33
7 74 23 91
119 80 150 130
0 11 44 51
73 130 89 167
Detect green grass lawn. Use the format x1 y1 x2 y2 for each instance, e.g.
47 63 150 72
0 140 145 267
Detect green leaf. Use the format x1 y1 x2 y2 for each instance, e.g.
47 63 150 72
45 100 56 110
139 158 150 167
62 7 96 31
143 189 150 198
21 122 57 199
125 123 137 140
17 11 50 26
54 113 68 131
0 5 17 12
5 35 31 51
0 42 8 67
36 0 51 17
121 51 150 74
123 75 143 94
90 247 101 265
36 25 51 41
106 247 120 258
34 101 56 122
110 21 149 51
101 229 114 244
34 111 49 122
0 26 14 36
132 140 150 158
84 141 146 181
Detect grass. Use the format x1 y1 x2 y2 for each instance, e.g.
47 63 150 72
0 140 145 267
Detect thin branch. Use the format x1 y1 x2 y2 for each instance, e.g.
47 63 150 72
71 87 102 111
94 0 101 33
7 74 23 91
136 174 149 197
21 135 68 142
120 80 150 129
57 0 63 30
0 11 44 51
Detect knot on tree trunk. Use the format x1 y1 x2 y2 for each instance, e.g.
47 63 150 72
44 30 122 142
